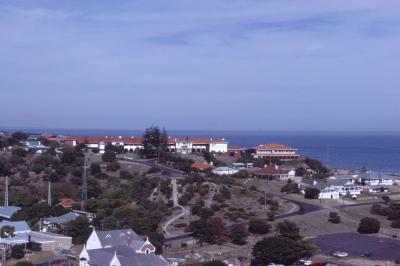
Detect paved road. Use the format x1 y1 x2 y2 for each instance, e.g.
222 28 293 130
118 156 187 177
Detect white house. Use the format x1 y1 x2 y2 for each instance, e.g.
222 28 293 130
357 171 395 187
80 228 169 266
252 144 300 160
212 167 239 176
49 135 228 155
300 179 363 200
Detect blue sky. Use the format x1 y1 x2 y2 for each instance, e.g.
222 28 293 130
1 0 400 131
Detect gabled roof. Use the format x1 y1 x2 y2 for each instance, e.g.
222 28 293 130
96 229 143 250
191 161 214 171
0 206 21 219
44 212 80 224
358 171 394 180
254 165 288 176
86 246 168 266
0 220 30 233
254 144 297 150
228 146 244 150
58 198 80 208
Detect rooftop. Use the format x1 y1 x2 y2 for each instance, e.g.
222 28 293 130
254 144 297 150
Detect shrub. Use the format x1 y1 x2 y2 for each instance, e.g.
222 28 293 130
304 187 320 199
358 217 381 234
230 224 248 245
267 211 276 221
15 262 34 266
102 150 116 162
90 163 101 175
27 241 42 251
370 204 382 215
248 218 271 235
147 167 160 174
174 223 187 228
211 204 220 211
106 161 120 172
11 244 25 259
328 212 341 224
391 220 400 229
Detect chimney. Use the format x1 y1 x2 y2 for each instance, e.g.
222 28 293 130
127 233 132 247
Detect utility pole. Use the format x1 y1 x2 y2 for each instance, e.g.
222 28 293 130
48 181 52 206
5 176 8 207
81 152 88 211
264 190 267 210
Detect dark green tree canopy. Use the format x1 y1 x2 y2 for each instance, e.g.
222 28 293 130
252 236 315 265
142 126 168 158
276 220 302 241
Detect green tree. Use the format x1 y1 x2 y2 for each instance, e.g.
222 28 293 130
11 244 25 259
304 187 320 199
12 131 28 141
252 236 315 265
248 218 271 235
102 150 116 162
91 163 101 175
210 217 229 245
357 217 380 234
189 219 214 243
12 147 27 157
142 126 168 159
63 216 92 244
276 220 302 241
230 224 248 245
328 212 341 224
0 225 15 238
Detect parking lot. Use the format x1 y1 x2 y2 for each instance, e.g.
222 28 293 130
311 232 400 261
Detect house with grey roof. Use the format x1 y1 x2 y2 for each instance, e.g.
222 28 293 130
0 221 72 251
0 206 21 220
42 212 80 231
300 179 363 199
22 139 50 153
357 171 395 189
80 228 169 266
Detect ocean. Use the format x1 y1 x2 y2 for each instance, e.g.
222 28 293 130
3 128 400 174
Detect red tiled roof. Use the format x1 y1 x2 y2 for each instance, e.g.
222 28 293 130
59 136 144 144
254 165 289 176
228 146 244 150
59 198 80 208
168 137 227 144
254 144 297 150
50 136 227 145
191 161 214 170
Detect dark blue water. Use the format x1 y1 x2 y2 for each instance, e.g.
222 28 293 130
2 128 400 174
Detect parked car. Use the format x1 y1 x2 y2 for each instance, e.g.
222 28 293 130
360 252 372 257
332 251 348 257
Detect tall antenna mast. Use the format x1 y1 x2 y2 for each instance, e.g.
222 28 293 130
48 181 52 206
5 176 8 207
81 151 88 210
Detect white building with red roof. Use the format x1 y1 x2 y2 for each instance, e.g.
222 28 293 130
252 144 300 161
49 135 228 154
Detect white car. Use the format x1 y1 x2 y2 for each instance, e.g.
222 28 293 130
332 251 349 257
